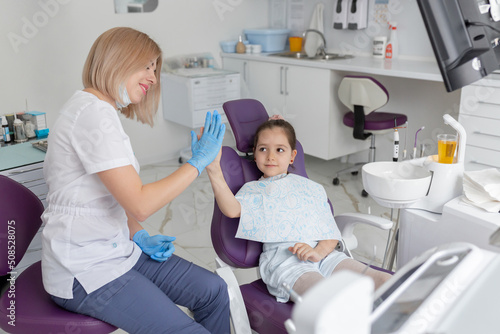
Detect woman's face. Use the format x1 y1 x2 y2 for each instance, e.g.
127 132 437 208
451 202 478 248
254 127 297 178
125 59 157 104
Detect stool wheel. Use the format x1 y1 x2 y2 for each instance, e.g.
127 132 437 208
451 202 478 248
178 157 183 164
351 171 359 176
362 189 369 197
333 177 340 186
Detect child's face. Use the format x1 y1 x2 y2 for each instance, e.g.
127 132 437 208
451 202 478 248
254 128 297 178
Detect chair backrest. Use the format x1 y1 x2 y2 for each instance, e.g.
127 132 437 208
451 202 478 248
338 76 389 114
223 98 270 154
0 175 44 275
211 99 311 268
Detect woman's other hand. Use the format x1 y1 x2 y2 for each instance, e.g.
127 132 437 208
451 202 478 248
133 229 176 262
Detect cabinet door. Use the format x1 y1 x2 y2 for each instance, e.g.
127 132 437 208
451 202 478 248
285 65 332 159
222 58 250 97
246 61 286 115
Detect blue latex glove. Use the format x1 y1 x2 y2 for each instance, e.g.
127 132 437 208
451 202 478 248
133 229 176 262
187 110 225 175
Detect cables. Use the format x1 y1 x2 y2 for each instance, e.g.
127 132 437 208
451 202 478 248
466 20 500 34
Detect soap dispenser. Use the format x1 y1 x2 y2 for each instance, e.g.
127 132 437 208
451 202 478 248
347 0 368 30
333 0 349 30
236 36 246 54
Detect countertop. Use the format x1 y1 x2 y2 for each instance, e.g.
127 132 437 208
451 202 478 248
221 52 443 82
0 141 46 171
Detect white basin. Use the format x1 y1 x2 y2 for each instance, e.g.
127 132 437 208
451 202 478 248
362 161 432 208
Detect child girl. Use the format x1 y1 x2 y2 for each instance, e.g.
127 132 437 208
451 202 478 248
206 118 391 303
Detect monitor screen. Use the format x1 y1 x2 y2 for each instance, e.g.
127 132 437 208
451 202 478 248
417 0 500 92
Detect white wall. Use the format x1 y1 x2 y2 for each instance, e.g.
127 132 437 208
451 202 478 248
293 0 434 59
0 0 268 164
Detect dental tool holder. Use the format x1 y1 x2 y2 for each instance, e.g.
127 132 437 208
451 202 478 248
408 114 466 214
362 115 466 214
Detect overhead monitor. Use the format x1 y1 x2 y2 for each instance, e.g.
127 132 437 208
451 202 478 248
417 0 500 92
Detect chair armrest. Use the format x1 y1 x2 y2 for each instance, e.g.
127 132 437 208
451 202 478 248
214 260 252 334
334 213 393 251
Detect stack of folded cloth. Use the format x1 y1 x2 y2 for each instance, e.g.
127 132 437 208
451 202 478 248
463 168 500 213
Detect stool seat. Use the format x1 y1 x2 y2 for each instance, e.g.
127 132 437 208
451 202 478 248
0 261 117 334
343 111 407 131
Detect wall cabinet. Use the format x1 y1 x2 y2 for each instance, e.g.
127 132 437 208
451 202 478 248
459 73 500 170
222 57 369 160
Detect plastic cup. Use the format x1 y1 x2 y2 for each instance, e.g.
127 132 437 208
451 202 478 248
289 37 303 52
437 134 457 164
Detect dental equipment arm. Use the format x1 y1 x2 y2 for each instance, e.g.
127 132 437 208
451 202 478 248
335 213 393 252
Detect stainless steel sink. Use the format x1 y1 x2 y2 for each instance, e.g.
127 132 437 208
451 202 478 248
269 51 353 61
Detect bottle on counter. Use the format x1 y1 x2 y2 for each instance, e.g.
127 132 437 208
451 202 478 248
385 22 398 60
13 116 27 143
236 35 246 54
2 116 11 143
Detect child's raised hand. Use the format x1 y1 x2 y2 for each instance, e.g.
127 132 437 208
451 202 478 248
288 243 323 262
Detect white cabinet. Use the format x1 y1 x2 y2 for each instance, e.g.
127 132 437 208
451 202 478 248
222 56 369 160
0 161 47 207
459 73 500 170
161 71 240 128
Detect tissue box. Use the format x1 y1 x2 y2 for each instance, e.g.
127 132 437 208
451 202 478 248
27 111 47 131
244 29 290 52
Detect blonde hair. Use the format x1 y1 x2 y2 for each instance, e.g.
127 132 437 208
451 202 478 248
82 27 163 126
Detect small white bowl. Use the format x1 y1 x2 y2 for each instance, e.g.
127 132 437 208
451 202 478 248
362 161 432 208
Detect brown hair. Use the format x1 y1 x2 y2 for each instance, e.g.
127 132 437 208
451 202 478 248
82 27 163 126
253 119 297 151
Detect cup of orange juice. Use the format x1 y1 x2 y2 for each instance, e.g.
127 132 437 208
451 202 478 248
289 36 303 52
437 134 457 164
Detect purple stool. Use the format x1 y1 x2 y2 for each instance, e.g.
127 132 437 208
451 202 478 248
0 175 117 334
334 76 407 196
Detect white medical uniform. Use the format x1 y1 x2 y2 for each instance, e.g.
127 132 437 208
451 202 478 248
41 91 142 299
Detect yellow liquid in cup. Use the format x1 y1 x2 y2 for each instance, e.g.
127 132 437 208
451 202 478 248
289 37 303 52
438 140 457 164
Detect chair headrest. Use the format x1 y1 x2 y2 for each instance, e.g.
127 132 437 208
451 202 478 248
223 99 269 153
338 76 389 114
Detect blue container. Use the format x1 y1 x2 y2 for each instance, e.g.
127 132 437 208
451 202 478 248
243 29 291 52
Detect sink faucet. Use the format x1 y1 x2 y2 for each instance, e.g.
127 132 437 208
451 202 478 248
302 29 327 56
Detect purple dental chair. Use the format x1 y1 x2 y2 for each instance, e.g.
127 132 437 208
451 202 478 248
333 76 408 196
0 175 117 334
211 99 394 334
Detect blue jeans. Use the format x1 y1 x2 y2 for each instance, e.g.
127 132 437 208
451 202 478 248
51 253 230 334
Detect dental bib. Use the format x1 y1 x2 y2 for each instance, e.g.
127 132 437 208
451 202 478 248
235 173 341 242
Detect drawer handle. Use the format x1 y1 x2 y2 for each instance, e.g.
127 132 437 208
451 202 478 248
473 131 500 139
18 177 45 185
470 161 500 168
8 167 43 175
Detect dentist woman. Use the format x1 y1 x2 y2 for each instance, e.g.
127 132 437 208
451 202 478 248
41 27 229 334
